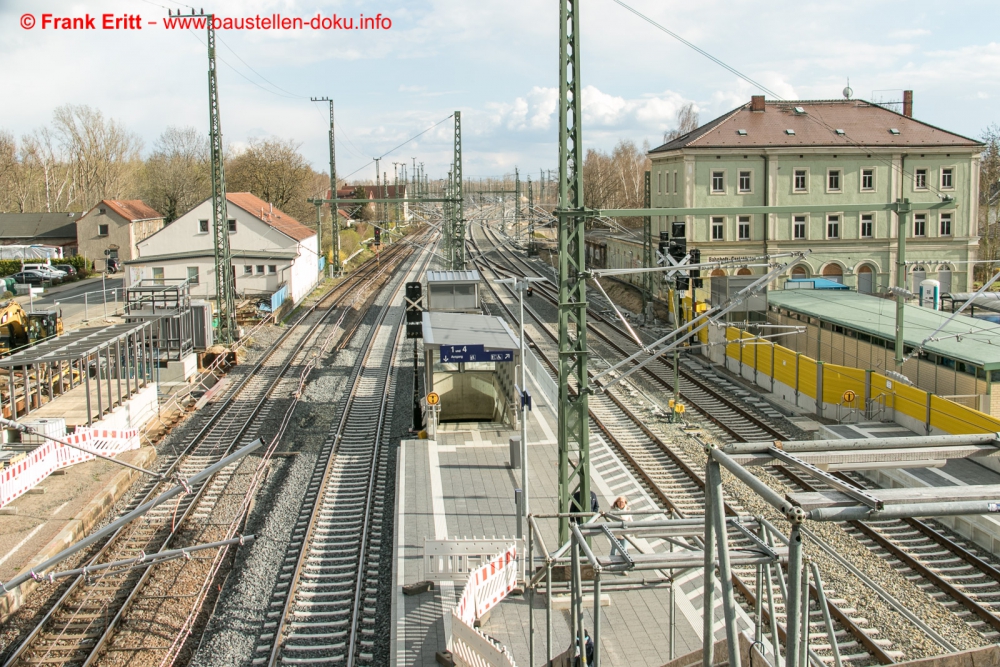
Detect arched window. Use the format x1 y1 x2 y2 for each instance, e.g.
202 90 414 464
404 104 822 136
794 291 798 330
857 264 875 294
791 265 808 278
711 269 726 277
737 268 752 276
822 263 844 284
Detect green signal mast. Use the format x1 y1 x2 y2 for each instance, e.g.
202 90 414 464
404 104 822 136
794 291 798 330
452 111 465 269
172 9 236 344
556 0 592 544
311 96 340 275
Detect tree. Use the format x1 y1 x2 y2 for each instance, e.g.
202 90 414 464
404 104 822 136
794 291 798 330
140 126 210 222
663 103 700 144
226 137 316 222
51 104 143 209
582 139 650 228
978 124 1000 274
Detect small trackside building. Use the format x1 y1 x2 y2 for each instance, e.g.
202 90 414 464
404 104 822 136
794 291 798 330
126 193 318 308
77 200 165 271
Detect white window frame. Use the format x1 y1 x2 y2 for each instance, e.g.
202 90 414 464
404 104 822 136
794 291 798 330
914 167 929 191
198 219 209 234
940 166 955 191
737 169 753 194
97 224 109 237
860 167 876 192
187 266 200 285
710 169 726 195
793 215 807 240
826 214 840 239
267 265 277 275
738 215 751 240
228 218 237 233
826 169 842 193
152 267 165 285
793 168 809 193
711 216 725 241
939 212 952 237
860 213 874 239
243 265 253 275
256 265 265 275
913 213 927 237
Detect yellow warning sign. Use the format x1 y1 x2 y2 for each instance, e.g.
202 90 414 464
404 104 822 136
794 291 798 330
843 390 856 403
427 392 440 406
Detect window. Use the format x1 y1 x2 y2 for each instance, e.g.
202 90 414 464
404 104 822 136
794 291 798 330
228 219 237 233
940 213 952 236
826 215 840 239
711 171 725 194
99 207 106 214
198 220 209 233
243 265 253 275
860 214 873 238
861 168 875 191
941 168 954 189
793 215 806 240
711 217 724 241
256 265 265 274
97 224 109 236
793 169 808 192
152 267 164 285
738 216 751 240
657 172 663 194
673 171 678 194
827 169 841 192
738 170 752 193
267 265 277 275
913 213 926 236
187 267 200 285
915 168 928 190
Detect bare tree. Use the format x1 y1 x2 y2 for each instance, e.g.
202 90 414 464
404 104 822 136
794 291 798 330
978 124 1000 276
226 137 316 222
583 139 651 228
663 103 700 143
141 126 210 222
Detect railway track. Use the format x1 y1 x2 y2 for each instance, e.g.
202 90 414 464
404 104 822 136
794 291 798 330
470 222 902 666
258 241 434 666
1 239 419 667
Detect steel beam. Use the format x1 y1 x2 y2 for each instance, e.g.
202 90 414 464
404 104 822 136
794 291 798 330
453 111 465 269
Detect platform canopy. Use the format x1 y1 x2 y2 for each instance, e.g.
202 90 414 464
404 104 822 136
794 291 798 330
421 311 519 351
0 321 151 366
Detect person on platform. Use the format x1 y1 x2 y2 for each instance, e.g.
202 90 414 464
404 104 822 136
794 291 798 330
611 495 632 556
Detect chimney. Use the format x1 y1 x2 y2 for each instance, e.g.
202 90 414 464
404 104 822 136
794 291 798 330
750 95 765 112
903 90 913 118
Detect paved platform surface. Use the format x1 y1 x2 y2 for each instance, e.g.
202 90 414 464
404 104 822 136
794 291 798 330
391 370 751 666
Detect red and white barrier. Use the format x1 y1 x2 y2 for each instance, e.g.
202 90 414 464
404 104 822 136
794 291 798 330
449 544 519 667
0 426 139 508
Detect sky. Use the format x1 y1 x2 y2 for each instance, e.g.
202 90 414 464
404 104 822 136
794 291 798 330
1 0 998 184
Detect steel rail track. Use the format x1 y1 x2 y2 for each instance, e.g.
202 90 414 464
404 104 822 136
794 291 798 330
469 222 896 666
261 243 435 666
2 242 417 667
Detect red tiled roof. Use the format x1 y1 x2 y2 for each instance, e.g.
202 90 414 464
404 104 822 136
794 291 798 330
225 192 315 242
650 99 982 153
100 199 163 221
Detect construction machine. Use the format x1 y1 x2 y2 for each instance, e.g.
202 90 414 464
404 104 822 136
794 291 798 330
0 301 63 355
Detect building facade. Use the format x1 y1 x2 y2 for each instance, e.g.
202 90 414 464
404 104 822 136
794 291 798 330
606 94 983 299
77 200 164 271
126 193 318 306
0 212 81 255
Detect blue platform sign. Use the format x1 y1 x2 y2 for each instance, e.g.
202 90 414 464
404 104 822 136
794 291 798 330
440 344 514 363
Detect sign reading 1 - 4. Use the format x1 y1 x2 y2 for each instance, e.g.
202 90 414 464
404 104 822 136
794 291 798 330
440 344 514 363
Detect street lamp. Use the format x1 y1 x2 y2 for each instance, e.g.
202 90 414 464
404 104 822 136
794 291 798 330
496 275 546 541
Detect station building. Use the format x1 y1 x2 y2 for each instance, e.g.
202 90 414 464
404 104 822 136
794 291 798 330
765 289 1000 416
597 93 983 300
419 270 520 424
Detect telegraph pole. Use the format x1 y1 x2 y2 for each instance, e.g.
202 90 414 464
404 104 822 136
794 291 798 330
556 0 591 545
171 9 236 343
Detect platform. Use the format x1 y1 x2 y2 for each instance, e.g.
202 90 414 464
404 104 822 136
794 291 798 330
392 367 753 665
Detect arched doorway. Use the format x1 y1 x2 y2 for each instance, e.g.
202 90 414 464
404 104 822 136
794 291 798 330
822 263 844 284
937 265 953 295
791 266 808 279
710 269 726 277
911 265 927 292
736 268 752 276
857 264 875 294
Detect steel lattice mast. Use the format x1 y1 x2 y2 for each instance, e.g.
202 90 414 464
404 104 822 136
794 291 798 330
201 13 236 344
310 97 340 275
643 169 654 321
452 111 465 269
557 0 591 544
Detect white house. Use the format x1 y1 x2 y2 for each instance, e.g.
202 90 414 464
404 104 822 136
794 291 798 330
127 192 319 307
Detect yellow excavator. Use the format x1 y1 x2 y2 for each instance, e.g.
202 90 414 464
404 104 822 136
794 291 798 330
0 301 63 356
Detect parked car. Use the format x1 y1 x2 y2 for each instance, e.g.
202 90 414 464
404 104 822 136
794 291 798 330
10 271 49 286
22 263 66 279
53 264 77 277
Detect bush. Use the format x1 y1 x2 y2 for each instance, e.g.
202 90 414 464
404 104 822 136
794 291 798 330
65 255 92 277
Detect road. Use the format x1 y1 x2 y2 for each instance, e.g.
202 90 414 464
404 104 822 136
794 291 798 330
15 276 125 329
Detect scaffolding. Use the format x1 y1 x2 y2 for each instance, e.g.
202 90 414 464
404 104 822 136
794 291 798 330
124 279 195 362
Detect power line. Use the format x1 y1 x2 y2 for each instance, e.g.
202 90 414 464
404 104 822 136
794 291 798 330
339 114 455 182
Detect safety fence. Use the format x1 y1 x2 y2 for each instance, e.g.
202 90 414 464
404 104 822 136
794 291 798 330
449 543 519 667
723 326 1000 436
0 426 139 508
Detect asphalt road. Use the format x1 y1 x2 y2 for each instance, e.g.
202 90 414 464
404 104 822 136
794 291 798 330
15 276 125 326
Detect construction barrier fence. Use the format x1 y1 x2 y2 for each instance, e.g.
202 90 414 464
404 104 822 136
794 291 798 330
722 326 1000 436
449 544 519 667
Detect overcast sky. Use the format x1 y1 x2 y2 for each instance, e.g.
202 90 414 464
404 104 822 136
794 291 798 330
1 0 997 183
